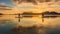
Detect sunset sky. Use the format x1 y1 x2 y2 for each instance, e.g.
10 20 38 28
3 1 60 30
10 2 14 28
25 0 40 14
0 0 60 13
0 0 14 6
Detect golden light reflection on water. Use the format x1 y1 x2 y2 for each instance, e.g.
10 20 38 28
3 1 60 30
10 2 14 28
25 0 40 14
0 15 60 27
0 15 42 27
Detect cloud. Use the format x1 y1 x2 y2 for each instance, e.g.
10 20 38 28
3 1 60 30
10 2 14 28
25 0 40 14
13 0 37 5
0 2 12 10
0 2 6 5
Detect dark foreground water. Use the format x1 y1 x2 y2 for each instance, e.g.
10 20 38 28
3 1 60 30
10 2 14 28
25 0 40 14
0 23 16 34
0 22 60 34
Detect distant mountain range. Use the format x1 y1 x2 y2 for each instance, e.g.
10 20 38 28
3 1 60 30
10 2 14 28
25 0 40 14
0 11 60 15
22 11 60 15
42 11 60 15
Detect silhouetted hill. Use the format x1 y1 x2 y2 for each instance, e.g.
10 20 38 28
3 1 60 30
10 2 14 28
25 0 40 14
0 13 3 15
42 11 60 15
22 12 41 15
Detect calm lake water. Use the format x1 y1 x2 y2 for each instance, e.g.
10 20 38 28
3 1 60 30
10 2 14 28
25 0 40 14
0 15 60 34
